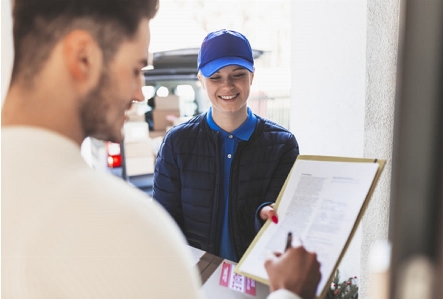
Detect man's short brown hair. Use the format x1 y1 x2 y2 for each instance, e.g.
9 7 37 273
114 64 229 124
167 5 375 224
11 0 159 84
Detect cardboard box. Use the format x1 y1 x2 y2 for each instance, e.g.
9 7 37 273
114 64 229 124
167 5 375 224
126 101 149 121
127 113 145 122
154 95 181 110
188 246 270 298
201 260 270 298
149 130 166 139
124 139 154 158
125 155 155 176
152 109 180 131
124 122 149 142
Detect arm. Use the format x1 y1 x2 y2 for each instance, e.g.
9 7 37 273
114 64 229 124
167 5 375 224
25 180 203 299
152 132 184 228
254 202 278 232
267 290 302 299
265 246 321 299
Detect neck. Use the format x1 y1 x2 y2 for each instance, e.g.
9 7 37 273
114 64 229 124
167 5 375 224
211 107 248 133
2 81 85 146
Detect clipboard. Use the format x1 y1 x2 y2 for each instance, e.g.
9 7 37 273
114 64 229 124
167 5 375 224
235 155 385 299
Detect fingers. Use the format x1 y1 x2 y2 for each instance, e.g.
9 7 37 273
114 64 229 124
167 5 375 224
260 204 279 223
290 236 303 248
265 245 321 298
264 253 276 269
265 250 282 261
264 250 284 273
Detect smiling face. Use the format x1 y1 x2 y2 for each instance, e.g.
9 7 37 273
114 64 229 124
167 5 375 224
80 19 150 143
199 65 254 120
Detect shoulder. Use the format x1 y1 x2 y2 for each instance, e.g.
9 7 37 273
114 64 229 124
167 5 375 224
29 170 203 298
255 115 297 143
165 113 207 137
256 115 293 134
161 113 210 149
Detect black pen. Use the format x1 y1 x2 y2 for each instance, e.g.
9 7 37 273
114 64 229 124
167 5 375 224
285 232 292 252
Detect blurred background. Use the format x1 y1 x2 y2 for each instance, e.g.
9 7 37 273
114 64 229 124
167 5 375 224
3 1 442 298
150 0 291 67
149 0 292 128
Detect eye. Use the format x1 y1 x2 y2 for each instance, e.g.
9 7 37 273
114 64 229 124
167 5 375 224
134 69 141 77
209 76 221 81
232 72 246 78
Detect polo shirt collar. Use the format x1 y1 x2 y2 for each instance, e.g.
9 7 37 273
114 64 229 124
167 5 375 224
206 107 257 141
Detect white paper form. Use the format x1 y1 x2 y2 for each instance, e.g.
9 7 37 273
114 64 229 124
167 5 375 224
235 158 380 298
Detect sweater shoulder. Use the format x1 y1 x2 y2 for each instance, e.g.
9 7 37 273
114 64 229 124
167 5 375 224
255 115 296 141
165 114 206 138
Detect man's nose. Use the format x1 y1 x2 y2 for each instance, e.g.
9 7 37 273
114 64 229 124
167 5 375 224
133 74 145 102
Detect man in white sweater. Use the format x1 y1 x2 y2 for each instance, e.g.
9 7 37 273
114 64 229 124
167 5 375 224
1 0 321 298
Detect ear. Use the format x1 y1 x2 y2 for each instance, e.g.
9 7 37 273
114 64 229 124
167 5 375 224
250 68 255 85
62 30 103 92
197 72 206 90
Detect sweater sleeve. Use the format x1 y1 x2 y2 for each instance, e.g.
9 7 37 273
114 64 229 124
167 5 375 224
19 174 203 299
254 201 274 232
267 289 303 299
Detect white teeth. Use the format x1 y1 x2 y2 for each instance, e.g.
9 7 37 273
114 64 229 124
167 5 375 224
220 95 236 100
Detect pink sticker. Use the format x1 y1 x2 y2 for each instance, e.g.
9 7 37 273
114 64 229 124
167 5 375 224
245 277 257 296
219 261 232 287
219 262 256 296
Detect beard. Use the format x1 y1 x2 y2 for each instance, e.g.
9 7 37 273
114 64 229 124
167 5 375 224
80 71 124 143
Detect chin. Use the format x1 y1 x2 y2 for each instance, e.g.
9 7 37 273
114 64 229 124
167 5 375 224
107 123 125 143
96 131 124 144
109 134 124 144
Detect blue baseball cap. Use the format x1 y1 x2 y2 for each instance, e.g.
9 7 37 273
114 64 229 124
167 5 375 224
197 29 254 77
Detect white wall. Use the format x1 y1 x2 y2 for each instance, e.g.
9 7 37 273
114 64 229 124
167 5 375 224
290 1 367 158
290 0 368 282
290 1 399 298
149 0 207 52
360 0 399 298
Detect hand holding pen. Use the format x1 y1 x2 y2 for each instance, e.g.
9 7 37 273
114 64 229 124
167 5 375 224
285 231 304 251
264 232 321 299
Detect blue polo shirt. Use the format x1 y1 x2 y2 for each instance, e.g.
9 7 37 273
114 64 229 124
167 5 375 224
206 107 257 261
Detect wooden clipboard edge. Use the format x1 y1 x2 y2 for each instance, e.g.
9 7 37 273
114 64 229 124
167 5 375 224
234 155 386 299
298 156 386 299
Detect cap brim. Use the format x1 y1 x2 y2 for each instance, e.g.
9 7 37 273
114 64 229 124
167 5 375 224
200 57 254 77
